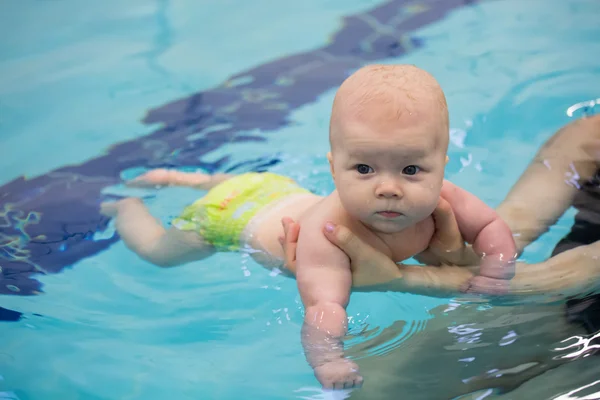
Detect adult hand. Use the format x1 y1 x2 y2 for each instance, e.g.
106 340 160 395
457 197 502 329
279 217 301 275
279 217 402 286
415 197 480 267
279 198 474 280
279 216 475 294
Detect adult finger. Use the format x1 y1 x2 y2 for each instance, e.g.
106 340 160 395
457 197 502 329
322 222 368 261
431 197 464 252
466 276 510 295
281 217 300 274
281 217 300 243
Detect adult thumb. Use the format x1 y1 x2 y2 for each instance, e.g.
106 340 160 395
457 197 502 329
323 222 363 259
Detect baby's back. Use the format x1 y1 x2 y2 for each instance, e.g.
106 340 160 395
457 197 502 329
244 192 323 268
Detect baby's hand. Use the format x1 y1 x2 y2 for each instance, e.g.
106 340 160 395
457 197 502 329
465 256 516 295
480 255 516 281
314 358 363 390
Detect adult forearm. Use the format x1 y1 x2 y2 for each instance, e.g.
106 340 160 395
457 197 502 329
352 264 475 297
353 243 600 304
497 117 600 253
509 240 600 298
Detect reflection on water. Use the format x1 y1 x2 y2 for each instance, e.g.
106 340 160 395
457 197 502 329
345 302 600 400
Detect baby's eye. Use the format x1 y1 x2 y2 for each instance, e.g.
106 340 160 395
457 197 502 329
402 165 420 175
356 164 374 174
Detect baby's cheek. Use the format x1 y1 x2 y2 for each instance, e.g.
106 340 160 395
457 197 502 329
413 190 439 215
339 193 369 220
420 203 438 220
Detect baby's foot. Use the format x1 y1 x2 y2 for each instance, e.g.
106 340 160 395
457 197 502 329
127 169 211 188
127 169 175 188
100 201 120 217
100 198 142 217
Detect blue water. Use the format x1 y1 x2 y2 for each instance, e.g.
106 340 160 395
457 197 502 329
1 0 600 399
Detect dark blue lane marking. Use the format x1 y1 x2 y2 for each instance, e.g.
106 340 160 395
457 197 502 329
0 0 477 311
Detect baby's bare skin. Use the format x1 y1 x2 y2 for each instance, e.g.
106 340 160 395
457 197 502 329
293 64 516 389
240 193 322 268
100 64 518 391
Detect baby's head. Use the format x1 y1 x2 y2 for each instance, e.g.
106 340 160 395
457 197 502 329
328 64 449 233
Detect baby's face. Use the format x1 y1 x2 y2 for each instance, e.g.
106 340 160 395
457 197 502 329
330 109 447 234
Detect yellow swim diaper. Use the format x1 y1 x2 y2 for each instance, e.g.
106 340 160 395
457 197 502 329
171 172 311 251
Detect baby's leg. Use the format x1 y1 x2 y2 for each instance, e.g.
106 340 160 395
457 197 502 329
101 198 215 267
128 169 233 190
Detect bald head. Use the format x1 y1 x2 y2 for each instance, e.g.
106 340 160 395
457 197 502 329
329 64 449 151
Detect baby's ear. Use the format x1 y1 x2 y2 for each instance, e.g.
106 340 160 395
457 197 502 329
327 152 335 177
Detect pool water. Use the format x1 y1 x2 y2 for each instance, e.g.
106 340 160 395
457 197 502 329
1 0 600 399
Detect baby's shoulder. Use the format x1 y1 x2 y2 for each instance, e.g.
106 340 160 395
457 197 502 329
297 192 343 224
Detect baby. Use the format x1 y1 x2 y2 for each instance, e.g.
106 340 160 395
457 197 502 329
101 64 516 390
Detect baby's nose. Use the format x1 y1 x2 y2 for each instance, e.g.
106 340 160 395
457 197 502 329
375 181 403 198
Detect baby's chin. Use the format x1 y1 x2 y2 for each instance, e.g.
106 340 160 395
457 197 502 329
364 218 411 234
363 212 433 234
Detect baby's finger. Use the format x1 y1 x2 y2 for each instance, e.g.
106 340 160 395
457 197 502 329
344 378 362 389
354 376 364 388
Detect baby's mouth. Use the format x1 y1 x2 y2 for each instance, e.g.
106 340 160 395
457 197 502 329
376 211 403 218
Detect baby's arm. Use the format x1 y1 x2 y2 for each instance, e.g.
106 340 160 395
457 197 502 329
128 169 232 190
295 218 362 389
440 181 517 286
